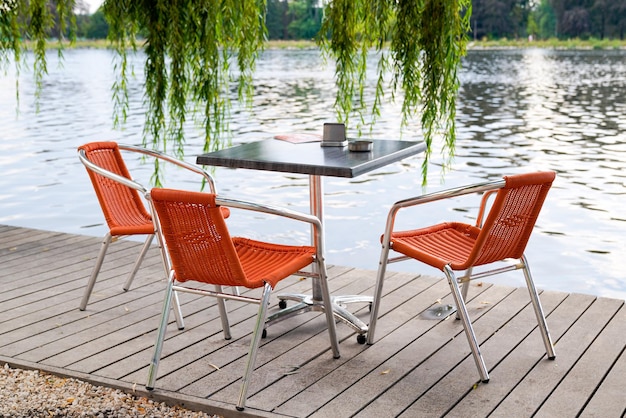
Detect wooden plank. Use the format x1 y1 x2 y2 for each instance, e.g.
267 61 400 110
11 274 231 365
99 265 353 385
0 250 161 318
578 344 626 417
345 284 523 418
259 276 454 414
397 288 573 417
0 251 164 332
94 269 343 382
117 266 365 389
167 268 379 398
0 242 129 306
0 256 167 352
0 225 21 236
0 233 96 284
439 291 591 417
209 271 442 410
489 296 624 416
0 233 97 273
271 281 501 417
538 302 626 417
76 283 273 375
0 228 62 253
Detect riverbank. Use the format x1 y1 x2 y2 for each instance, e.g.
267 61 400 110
42 37 626 51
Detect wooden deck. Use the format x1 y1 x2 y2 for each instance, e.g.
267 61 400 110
1 224 625 418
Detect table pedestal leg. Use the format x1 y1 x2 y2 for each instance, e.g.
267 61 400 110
266 175 371 339
266 290 371 336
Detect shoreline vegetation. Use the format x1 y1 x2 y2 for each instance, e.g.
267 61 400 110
41 38 626 51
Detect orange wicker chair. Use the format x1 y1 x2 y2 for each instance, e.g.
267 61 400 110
77 141 219 312
146 188 340 411
368 171 557 383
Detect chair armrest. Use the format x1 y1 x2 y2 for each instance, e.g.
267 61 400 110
216 196 321 229
381 179 506 243
392 179 505 210
78 149 147 195
216 196 325 254
118 144 217 193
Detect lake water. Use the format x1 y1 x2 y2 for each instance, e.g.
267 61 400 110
1 48 625 300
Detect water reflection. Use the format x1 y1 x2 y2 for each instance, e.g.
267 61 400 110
1 48 625 300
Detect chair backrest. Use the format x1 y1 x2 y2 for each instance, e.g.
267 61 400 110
78 141 153 235
465 171 555 268
150 188 248 287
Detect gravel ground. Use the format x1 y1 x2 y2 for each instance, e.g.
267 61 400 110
0 364 222 418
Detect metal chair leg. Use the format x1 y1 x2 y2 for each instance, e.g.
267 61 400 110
80 233 113 311
316 258 340 359
171 290 185 330
153 230 185 330
521 255 556 359
367 241 392 345
237 282 272 411
215 285 232 340
146 271 175 391
123 234 154 291
445 265 490 383
456 267 473 320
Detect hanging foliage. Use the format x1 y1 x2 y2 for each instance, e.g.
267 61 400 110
319 0 471 180
1 0 470 183
1 0 76 107
103 0 266 186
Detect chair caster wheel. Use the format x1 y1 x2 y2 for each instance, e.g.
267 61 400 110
262 328 267 339
279 300 287 309
356 334 367 344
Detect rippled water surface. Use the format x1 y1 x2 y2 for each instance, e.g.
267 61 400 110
1 48 625 299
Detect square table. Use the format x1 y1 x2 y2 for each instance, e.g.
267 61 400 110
196 138 426 340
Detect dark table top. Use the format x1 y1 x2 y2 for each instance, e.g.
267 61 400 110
196 139 426 178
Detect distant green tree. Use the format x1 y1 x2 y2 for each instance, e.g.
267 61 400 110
608 0 626 39
85 9 108 39
74 13 90 38
590 0 609 39
510 0 531 37
471 0 509 39
470 0 531 39
561 6 590 38
535 0 557 38
527 13 539 38
266 0 289 39
287 0 321 39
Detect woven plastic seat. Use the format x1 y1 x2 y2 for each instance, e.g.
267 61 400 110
368 171 557 383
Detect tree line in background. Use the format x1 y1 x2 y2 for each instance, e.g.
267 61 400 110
473 0 626 40
71 0 625 41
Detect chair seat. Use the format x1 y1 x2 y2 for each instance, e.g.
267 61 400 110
390 222 480 270
109 217 153 236
234 238 315 288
